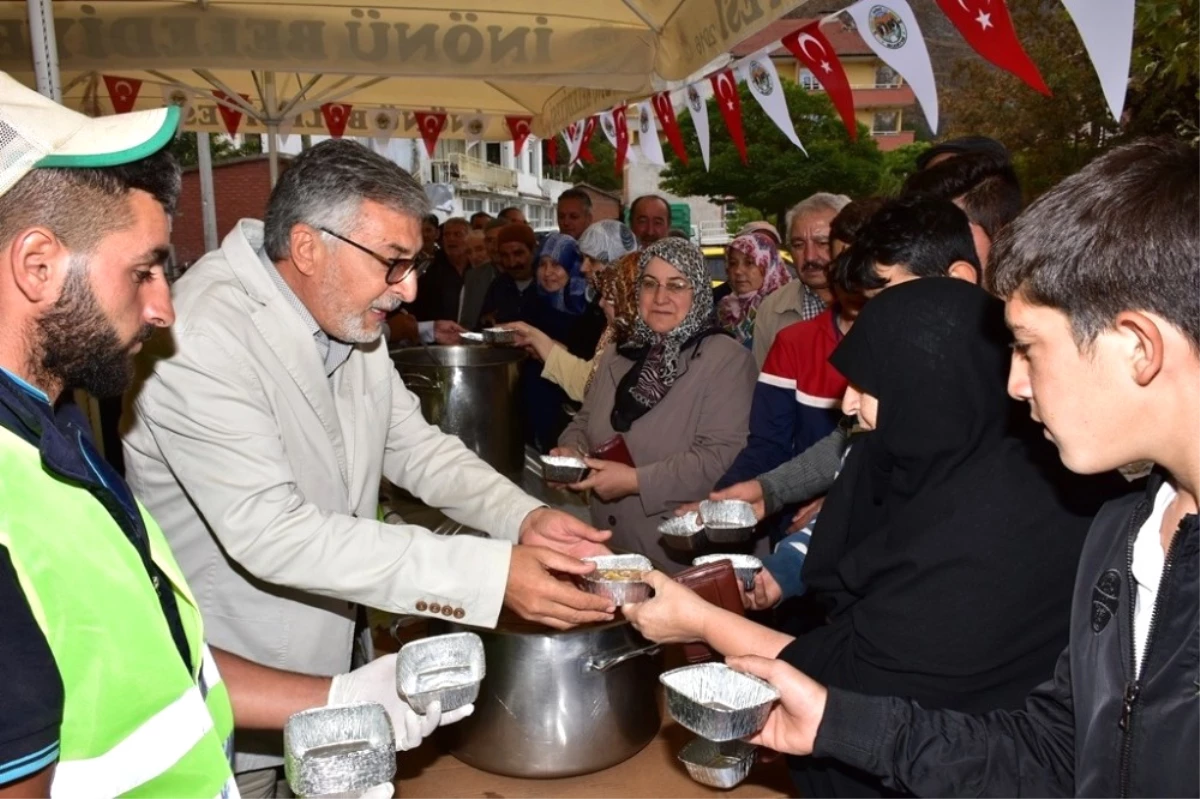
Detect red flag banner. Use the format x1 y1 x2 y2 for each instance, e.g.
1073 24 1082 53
782 24 858 140
651 92 689 165
612 104 630 175
578 117 598 164
934 0 1049 95
103 75 142 114
546 136 558 166
414 111 447 158
213 92 251 136
505 115 533 156
710 69 747 164
320 103 353 138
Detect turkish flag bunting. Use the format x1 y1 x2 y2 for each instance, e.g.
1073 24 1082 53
782 24 859 140
935 0 1049 95
709 69 747 164
612 104 630 175
414 111 447 157
546 136 558 166
578 117 598 164
651 92 689 165
213 92 251 136
320 103 353 138
505 115 533 156
103 75 143 114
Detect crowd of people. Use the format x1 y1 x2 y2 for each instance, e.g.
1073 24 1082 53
0 67 1195 799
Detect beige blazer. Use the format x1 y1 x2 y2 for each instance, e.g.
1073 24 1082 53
558 334 755 571
123 220 540 698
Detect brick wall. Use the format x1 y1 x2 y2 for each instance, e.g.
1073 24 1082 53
173 157 290 267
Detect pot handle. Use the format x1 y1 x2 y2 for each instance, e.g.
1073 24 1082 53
401 372 443 391
585 642 661 673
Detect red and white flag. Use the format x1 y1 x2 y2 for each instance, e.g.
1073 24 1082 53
578 117 598 164
562 121 585 166
611 104 631 174
710 69 747 164
213 92 251 136
505 116 533 156
371 108 399 150
1061 0 1135 121
739 50 806 153
414 111 447 158
103 75 142 114
320 103 352 139
935 0 1048 95
634 101 665 166
651 92 689 165
682 83 712 170
461 112 490 144
783 23 859 140
844 0 939 132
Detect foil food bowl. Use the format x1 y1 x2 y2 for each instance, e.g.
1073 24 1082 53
698 500 758 544
658 511 707 553
396 632 486 714
458 331 485 344
539 454 590 484
284 702 396 797
692 554 764 591
578 554 653 605
678 737 758 789
483 326 516 345
660 663 780 742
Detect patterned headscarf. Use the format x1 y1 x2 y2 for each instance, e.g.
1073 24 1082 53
584 252 641 395
718 231 792 346
535 233 588 315
611 238 718 432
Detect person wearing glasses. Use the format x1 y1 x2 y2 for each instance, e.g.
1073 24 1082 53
122 139 616 795
554 238 757 570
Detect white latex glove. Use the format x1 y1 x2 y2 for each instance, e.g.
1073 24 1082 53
326 653 475 751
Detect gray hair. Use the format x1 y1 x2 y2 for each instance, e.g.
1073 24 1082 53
784 192 852 239
263 139 430 262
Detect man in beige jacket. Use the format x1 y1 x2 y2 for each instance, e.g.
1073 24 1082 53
122 140 613 793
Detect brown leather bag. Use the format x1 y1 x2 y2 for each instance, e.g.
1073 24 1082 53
673 560 746 664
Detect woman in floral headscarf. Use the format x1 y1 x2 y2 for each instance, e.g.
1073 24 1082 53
719 231 792 350
554 238 757 569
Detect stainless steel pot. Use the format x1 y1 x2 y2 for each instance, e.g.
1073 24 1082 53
390 345 526 480
431 616 662 778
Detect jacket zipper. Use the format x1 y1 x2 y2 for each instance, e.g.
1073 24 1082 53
1117 494 1185 797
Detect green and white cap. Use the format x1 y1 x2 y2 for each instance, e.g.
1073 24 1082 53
0 71 180 197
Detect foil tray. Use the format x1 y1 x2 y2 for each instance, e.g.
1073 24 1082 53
678 737 758 789
698 500 757 544
660 663 780 741
578 553 653 605
692 554 763 591
483 326 516 345
458 331 485 344
396 632 486 714
284 702 396 797
539 454 590 484
658 511 707 553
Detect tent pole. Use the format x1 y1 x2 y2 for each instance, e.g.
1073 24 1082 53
26 0 61 101
197 131 219 252
264 71 280 187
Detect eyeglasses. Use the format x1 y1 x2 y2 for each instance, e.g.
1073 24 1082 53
638 276 693 295
319 227 431 285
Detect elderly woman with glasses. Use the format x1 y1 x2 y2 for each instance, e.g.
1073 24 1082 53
553 238 757 569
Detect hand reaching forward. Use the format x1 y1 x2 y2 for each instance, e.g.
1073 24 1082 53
726 654 828 756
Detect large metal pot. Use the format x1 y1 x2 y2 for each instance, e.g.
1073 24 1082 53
431 616 661 778
390 345 526 480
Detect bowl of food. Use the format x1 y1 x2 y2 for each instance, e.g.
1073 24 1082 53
539 454 590 484
692 554 763 592
657 511 707 553
677 737 758 789
698 500 757 544
660 662 780 741
483 326 517 345
578 554 652 605
284 702 396 797
396 632 486 714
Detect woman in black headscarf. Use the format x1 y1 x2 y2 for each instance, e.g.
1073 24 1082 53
624 278 1105 796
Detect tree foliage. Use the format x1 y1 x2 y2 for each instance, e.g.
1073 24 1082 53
544 135 622 192
877 142 930 196
169 132 264 168
659 81 884 228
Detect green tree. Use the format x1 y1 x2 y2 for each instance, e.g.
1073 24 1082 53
659 80 883 229
544 134 622 192
169 132 265 168
876 142 931 197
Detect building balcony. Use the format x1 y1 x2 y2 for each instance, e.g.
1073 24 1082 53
430 153 518 192
870 130 916 151
851 84 916 109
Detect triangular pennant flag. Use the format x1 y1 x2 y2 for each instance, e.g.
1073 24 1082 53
505 115 533 156
276 114 296 150
635 101 665 166
599 110 619 148
414 111 447 158
213 92 251 136
710 69 747 164
563 121 585 166
546 136 558 167
578 117 598 164
683 83 712 171
320 103 353 139
370 108 399 149
651 92 689 165
103 74 142 114
1061 0 1135 121
782 23 859 140
740 51 806 154
935 0 1049 95
461 112 490 144
611 104 631 174
844 0 939 132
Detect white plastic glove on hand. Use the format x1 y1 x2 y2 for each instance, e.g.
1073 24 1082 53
326 653 475 751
